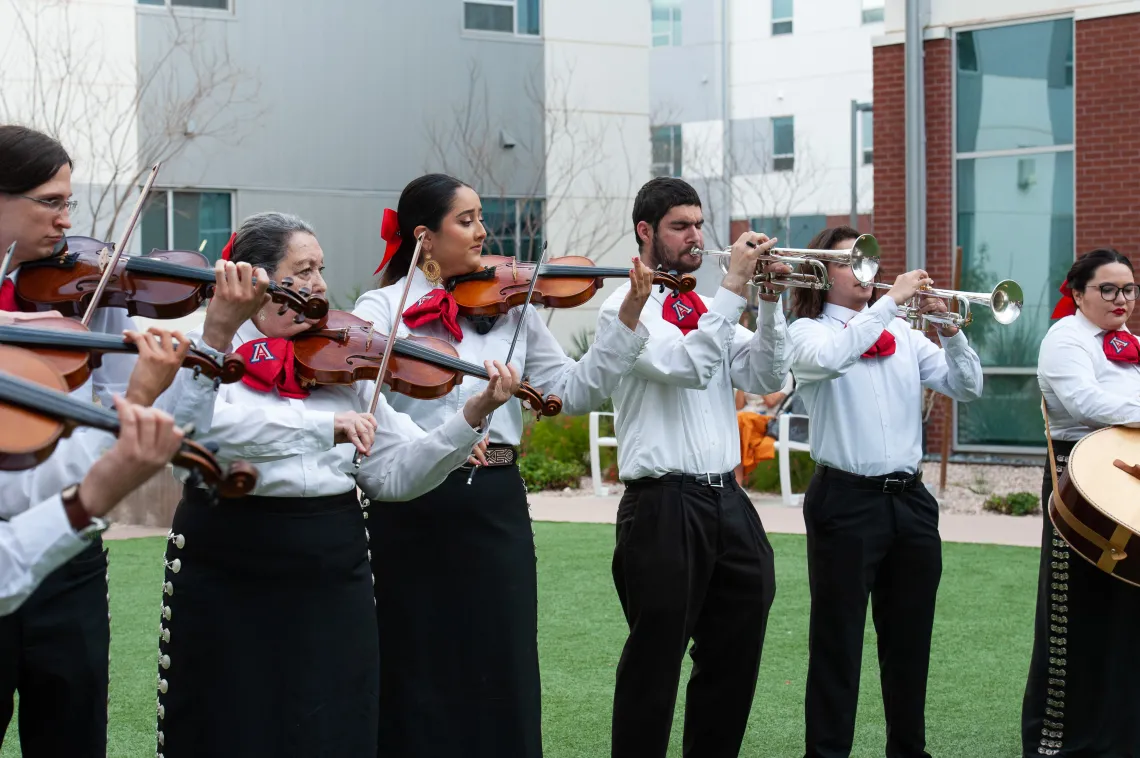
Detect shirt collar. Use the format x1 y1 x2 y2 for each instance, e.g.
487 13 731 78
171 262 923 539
1072 309 1131 337
821 301 866 324
235 319 265 346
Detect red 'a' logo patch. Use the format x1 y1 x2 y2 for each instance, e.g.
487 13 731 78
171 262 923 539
671 300 694 320
1110 336 1131 354
248 341 277 364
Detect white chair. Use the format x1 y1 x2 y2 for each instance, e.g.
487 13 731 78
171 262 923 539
589 411 618 496
773 412 811 506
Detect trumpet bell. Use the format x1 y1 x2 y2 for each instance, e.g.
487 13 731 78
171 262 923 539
849 235 880 286
990 279 1024 325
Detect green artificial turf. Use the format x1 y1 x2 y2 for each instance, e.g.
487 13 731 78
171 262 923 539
2 524 1039 757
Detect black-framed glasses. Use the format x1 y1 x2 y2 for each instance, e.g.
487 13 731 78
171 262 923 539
15 195 78 215
1088 283 1140 302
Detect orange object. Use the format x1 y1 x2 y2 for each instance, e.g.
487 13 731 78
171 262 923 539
737 411 776 477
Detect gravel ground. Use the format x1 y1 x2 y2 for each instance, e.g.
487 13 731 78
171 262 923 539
547 463 1046 518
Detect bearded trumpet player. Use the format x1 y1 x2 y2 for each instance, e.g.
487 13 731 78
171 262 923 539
786 226 983 758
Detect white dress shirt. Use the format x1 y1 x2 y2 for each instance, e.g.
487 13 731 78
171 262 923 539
596 283 788 481
173 320 485 501
352 267 649 445
0 494 89 616
1039 311 1140 441
788 297 984 477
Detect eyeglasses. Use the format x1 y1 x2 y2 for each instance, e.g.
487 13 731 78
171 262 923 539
1087 283 1140 302
14 195 78 215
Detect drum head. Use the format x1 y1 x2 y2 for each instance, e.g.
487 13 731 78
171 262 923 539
1069 426 1140 534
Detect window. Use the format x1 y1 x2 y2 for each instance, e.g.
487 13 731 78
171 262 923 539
138 0 232 9
139 190 234 264
464 0 540 36
861 109 873 165
953 19 1075 451
772 116 794 171
772 0 792 35
652 0 682 47
751 215 826 249
651 125 683 178
861 0 885 24
481 198 545 262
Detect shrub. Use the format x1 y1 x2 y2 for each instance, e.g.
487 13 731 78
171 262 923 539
983 491 1040 516
745 451 817 493
519 456 585 491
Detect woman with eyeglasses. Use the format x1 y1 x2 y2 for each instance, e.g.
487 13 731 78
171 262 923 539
1023 248 1140 758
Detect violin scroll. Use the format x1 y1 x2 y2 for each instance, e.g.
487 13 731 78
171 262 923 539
651 271 697 294
174 438 259 499
516 382 562 418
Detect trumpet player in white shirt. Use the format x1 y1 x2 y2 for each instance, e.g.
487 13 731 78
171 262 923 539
787 225 983 758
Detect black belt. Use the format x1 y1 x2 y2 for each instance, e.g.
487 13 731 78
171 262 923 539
629 471 738 489
460 444 518 469
816 465 922 495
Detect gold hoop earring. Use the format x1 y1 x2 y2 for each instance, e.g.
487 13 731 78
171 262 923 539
423 253 442 286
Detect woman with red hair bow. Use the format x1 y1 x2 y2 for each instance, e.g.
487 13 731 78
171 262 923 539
1022 248 1140 758
354 174 655 758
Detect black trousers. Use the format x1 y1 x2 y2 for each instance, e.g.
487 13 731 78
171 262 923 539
610 474 776 758
802 466 942 758
0 538 109 758
1021 441 1140 757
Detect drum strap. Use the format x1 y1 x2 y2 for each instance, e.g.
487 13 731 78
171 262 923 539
1042 395 1131 571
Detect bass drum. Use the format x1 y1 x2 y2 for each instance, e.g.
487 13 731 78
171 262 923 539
1050 425 1140 586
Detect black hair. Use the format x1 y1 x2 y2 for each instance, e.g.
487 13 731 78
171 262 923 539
230 212 315 273
379 173 470 286
631 177 702 251
790 225 880 319
0 125 73 195
1064 248 1133 299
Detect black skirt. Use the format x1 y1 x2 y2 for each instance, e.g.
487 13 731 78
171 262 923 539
368 464 542 758
157 486 378 758
1021 440 1140 757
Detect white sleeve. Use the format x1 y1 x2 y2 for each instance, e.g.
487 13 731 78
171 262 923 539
0 494 86 617
0 430 115 520
598 287 744 389
728 298 790 394
788 296 898 383
913 329 985 402
1040 330 1140 428
522 308 647 416
151 337 228 436
353 388 484 502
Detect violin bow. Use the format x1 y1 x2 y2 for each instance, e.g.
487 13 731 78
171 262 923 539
466 240 549 485
354 232 426 469
80 163 161 327
0 242 15 291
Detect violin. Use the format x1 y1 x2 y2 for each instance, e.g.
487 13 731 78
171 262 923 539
291 310 563 416
0 345 257 497
0 321 246 391
444 255 697 317
13 237 329 323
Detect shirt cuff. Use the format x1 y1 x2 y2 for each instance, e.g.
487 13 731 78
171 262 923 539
711 287 748 321
11 494 85 566
441 410 485 449
938 329 970 351
596 316 650 368
305 411 337 449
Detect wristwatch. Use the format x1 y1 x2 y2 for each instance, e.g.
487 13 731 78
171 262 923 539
61 484 109 541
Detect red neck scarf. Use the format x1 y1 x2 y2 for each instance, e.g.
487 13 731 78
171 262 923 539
663 291 708 335
403 289 463 342
1103 330 1140 364
0 280 16 312
234 338 309 399
861 330 897 359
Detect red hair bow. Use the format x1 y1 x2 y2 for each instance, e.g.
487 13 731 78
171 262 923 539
220 232 237 262
1050 281 1077 320
373 208 402 275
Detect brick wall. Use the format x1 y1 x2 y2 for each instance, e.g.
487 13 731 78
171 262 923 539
1075 12 1140 331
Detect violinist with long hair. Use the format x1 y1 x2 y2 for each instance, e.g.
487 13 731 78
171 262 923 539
155 210 520 758
0 124 266 757
1022 249 1140 758
352 173 654 758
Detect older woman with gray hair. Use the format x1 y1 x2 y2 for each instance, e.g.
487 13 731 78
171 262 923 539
153 211 521 758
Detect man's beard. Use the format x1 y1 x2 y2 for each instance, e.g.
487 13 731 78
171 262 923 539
649 234 700 275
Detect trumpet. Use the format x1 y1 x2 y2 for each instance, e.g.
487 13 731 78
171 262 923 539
866 279 1024 328
691 234 881 290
